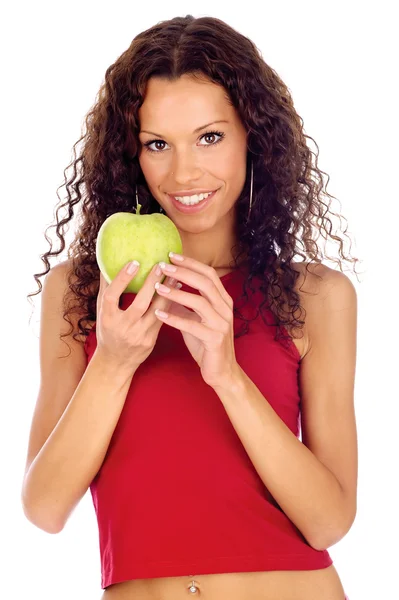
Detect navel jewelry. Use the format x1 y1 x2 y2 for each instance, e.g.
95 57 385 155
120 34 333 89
189 580 198 594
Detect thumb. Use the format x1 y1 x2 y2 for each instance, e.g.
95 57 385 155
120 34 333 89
97 271 107 304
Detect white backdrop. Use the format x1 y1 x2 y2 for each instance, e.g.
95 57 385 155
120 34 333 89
2 1 398 599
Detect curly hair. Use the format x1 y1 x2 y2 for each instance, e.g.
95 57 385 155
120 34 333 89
27 14 360 356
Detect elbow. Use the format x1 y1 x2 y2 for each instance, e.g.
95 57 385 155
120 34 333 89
21 485 65 534
22 500 64 534
22 502 64 534
308 530 344 552
308 510 357 552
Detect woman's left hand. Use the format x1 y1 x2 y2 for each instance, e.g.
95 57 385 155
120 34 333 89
153 253 241 389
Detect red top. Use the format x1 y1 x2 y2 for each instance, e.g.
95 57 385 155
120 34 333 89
84 265 332 589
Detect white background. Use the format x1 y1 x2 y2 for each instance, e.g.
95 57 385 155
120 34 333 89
2 1 398 598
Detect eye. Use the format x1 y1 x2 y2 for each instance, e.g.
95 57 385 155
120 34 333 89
199 131 225 147
142 130 225 153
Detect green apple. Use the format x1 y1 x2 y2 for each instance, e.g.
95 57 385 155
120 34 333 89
96 203 183 294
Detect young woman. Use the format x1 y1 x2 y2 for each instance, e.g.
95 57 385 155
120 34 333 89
22 14 359 600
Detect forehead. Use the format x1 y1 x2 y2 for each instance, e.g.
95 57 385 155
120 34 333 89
138 76 235 131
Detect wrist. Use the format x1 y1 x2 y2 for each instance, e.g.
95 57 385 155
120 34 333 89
92 348 138 380
211 364 247 396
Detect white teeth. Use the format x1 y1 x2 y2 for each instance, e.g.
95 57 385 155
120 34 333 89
173 191 214 205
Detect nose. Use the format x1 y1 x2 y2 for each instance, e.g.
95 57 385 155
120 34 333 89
170 151 203 185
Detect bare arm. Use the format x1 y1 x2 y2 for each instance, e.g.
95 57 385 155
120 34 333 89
21 257 184 534
212 268 358 551
21 349 135 533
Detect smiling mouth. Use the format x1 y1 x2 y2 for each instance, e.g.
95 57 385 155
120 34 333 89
168 188 220 213
169 188 219 203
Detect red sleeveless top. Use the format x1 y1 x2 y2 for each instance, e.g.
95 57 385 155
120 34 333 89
84 265 332 589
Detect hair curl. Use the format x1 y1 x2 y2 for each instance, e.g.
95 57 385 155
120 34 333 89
27 14 361 356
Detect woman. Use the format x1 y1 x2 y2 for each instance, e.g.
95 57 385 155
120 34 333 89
23 14 358 600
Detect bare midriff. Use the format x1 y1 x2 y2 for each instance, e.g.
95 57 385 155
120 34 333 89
100 564 347 599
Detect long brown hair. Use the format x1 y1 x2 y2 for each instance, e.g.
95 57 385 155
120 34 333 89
27 14 360 355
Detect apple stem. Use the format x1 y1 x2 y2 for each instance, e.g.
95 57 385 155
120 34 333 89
136 203 142 215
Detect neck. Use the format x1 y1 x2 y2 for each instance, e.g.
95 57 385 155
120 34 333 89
175 202 247 270
176 211 242 270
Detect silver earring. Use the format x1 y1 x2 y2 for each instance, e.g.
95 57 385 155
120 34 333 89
247 159 255 238
247 158 253 222
135 185 164 213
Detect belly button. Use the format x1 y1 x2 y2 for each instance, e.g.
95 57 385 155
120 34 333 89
187 578 200 594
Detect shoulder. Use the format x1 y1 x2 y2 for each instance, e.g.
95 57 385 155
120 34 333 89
49 259 82 300
51 258 77 281
290 261 357 358
291 260 356 305
50 259 97 340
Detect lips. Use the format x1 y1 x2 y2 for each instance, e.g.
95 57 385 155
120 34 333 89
168 189 218 197
169 188 219 214
168 189 218 201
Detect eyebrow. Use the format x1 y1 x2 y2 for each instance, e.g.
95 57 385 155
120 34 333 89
140 120 230 137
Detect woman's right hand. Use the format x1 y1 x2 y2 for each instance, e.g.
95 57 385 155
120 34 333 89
94 261 180 371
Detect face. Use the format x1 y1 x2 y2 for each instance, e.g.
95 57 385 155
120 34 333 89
137 74 248 235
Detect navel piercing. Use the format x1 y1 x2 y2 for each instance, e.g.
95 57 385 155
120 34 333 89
189 580 198 594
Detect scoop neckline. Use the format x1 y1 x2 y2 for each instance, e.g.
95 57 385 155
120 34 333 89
181 262 249 288
217 268 240 283
219 260 250 280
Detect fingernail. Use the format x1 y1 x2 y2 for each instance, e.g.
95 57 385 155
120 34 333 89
169 252 184 261
155 264 162 276
159 262 177 273
127 260 140 274
155 282 171 293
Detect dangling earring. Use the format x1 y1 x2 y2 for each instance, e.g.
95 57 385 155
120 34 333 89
135 184 164 214
247 158 255 237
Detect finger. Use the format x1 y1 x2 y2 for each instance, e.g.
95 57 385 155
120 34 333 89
97 271 108 313
155 308 222 345
154 283 228 331
124 263 171 321
142 277 182 331
168 254 234 310
167 300 201 323
100 261 140 316
159 264 232 322
98 270 109 297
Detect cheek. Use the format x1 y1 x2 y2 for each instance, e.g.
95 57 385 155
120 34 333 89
220 141 246 171
219 157 246 187
210 152 238 180
223 161 247 200
138 155 162 181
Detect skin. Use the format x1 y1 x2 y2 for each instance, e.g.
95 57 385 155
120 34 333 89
99 261 354 600
99 75 355 599
137 73 248 272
